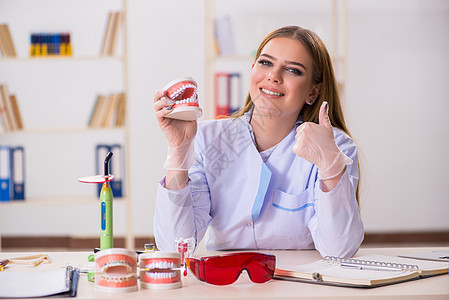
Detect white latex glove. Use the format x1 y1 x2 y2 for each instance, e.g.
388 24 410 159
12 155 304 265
292 101 352 180
153 90 197 171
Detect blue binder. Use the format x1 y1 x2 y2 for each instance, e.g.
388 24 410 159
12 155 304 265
229 73 242 115
0 145 12 201
12 146 25 200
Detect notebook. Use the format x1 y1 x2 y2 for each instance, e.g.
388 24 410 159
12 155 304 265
0 265 79 298
274 254 448 288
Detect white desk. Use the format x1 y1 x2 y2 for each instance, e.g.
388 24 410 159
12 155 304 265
1 247 448 299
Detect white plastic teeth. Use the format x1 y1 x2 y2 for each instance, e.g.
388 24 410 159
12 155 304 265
174 94 198 104
170 83 197 99
145 271 178 279
101 273 135 281
261 88 283 96
145 261 176 270
101 260 133 272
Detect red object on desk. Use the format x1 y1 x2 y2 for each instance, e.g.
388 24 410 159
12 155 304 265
186 252 276 285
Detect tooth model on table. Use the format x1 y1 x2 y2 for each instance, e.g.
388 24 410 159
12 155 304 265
95 248 138 293
139 252 182 290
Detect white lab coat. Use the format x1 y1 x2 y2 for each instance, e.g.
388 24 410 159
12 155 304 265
154 110 364 258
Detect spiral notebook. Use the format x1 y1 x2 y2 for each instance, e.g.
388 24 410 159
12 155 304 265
274 254 448 288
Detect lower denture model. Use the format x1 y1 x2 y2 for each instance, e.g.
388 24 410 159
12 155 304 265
163 77 203 121
95 248 138 293
139 252 182 290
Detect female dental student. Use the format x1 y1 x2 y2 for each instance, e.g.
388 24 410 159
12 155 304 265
153 26 364 258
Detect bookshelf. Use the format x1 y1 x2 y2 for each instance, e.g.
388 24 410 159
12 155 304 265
0 0 133 249
204 0 348 120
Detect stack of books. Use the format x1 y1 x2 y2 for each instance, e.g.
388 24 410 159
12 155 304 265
0 84 23 132
0 24 17 58
101 11 123 56
29 33 72 56
88 93 126 128
214 16 236 56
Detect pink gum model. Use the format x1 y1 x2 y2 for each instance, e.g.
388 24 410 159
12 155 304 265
95 248 138 293
139 252 182 290
163 77 203 121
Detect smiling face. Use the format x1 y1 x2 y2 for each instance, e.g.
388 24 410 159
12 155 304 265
249 37 321 121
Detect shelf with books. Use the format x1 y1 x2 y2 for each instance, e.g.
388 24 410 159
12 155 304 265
0 23 17 58
0 0 133 249
0 0 125 58
0 58 125 132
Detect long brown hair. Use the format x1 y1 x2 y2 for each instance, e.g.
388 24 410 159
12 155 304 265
232 26 360 202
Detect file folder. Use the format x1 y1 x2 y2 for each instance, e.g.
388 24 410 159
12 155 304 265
229 73 242 114
12 146 25 200
0 145 12 201
215 72 230 117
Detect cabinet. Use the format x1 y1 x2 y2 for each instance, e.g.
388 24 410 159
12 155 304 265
0 0 133 249
204 0 348 119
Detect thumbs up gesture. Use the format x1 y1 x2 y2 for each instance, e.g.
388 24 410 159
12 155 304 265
292 101 352 180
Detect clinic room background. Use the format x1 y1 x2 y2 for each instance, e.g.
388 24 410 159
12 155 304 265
0 0 448 250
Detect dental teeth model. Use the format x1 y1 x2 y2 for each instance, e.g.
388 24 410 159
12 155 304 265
95 248 138 293
139 252 182 290
163 77 203 121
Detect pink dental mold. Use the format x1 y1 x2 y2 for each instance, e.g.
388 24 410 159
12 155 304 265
95 248 138 293
139 252 182 290
175 237 195 276
163 77 203 121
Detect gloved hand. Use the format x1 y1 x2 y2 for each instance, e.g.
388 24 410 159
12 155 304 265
292 101 352 180
153 90 197 171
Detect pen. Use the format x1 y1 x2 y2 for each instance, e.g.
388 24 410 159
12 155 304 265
340 262 405 272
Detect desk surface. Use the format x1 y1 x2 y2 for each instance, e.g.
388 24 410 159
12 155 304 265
1 247 448 299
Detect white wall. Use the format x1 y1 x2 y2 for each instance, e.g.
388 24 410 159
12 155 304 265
1 0 448 240
345 0 449 231
126 0 205 236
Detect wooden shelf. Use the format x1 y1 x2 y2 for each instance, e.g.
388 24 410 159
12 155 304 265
0 0 134 250
0 196 128 207
0 127 125 135
0 56 125 62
